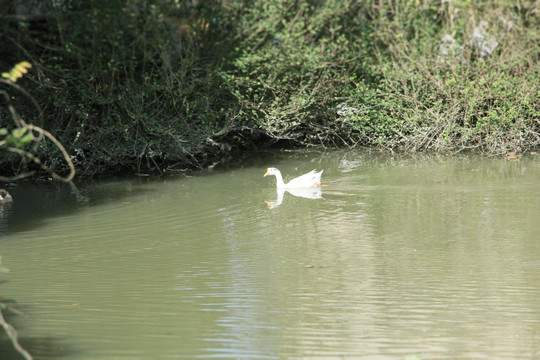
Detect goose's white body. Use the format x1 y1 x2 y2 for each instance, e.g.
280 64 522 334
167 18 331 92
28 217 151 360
264 167 323 189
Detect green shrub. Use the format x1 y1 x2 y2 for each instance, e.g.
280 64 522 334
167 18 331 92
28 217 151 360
346 0 540 154
1 0 538 176
220 0 373 144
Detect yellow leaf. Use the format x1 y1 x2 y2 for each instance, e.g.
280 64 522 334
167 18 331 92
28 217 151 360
2 61 32 83
15 64 29 74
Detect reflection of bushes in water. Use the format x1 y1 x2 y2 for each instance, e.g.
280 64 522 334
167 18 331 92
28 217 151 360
2 1 539 176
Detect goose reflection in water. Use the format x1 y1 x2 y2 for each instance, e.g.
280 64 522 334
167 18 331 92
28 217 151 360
265 187 323 209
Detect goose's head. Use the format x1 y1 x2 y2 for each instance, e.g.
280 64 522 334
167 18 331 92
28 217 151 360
264 167 280 177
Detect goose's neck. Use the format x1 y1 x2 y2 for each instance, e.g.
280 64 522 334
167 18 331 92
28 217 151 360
274 171 286 188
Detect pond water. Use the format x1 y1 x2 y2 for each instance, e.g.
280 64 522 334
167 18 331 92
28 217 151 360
1 149 540 359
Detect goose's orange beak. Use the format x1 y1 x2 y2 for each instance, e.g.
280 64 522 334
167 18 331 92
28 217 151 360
264 169 270 177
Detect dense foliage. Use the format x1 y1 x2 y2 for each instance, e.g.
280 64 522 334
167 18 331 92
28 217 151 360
0 0 538 176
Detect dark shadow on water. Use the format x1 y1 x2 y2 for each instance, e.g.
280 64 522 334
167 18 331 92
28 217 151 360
0 176 164 238
0 150 283 238
0 336 72 360
0 310 71 359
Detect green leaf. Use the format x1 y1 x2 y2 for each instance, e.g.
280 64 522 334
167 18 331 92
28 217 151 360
12 127 27 138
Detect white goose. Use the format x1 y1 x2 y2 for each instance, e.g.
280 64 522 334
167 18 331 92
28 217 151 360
264 167 324 189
